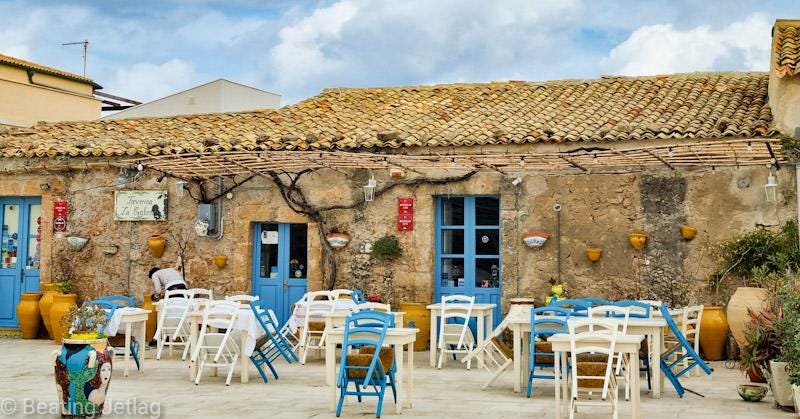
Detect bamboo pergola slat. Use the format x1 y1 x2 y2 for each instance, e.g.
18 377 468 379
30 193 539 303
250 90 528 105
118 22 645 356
125 138 787 179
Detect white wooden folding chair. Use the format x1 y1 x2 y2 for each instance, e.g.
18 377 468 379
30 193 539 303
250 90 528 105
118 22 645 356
191 300 240 385
154 290 192 360
225 294 259 304
568 332 620 419
299 291 336 364
589 305 633 400
188 288 214 300
437 295 476 370
679 305 703 376
273 308 301 352
358 302 391 312
330 289 353 299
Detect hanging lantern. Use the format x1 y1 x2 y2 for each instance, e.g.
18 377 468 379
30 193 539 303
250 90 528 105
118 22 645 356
364 176 377 202
765 170 778 203
174 180 187 198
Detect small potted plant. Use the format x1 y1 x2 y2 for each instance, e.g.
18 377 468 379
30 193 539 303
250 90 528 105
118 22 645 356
325 228 351 249
53 305 113 417
371 235 402 261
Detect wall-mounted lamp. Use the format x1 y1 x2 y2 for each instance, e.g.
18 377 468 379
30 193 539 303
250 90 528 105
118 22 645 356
39 183 50 190
364 176 377 202
765 169 778 203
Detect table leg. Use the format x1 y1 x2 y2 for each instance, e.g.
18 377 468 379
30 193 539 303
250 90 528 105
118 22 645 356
395 343 404 414
652 327 663 398
240 330 249 383
513 324 521 393
476 312 485 369
188 316 199 381
554 349 562 419
326 338 336 411
429 310 437 367
560 351 568 416
630 349 641 419
406 344 414 408
140 320 146 373
521 330 530 393
124 321 132 378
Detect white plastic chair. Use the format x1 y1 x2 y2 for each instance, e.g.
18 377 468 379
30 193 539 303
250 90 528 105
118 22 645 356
437 295 476 370
191 301 240 385
568 332 620 419
154 292 192 360
299 291 336 364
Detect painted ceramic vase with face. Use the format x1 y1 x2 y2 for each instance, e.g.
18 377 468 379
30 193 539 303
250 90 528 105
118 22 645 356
53 340 113 417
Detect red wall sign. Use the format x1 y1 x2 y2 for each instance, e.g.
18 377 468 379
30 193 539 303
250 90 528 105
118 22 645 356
53 201 68 232
398 197 414 231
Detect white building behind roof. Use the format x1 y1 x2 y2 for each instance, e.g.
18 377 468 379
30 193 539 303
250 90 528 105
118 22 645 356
101 79 280 119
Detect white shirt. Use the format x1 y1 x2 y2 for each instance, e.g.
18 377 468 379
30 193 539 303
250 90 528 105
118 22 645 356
150 268 186 295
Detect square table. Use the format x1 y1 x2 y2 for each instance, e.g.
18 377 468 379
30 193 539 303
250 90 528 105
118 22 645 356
103 308 151 377
325 327 418 414
548 333 645 419
427 303 496 368
508 315 666 397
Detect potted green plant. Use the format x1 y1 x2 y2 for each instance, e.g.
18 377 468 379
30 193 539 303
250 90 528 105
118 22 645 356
371 235 402 261
773 277 800 409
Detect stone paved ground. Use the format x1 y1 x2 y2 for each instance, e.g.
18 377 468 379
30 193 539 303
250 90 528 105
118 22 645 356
0 339 790 419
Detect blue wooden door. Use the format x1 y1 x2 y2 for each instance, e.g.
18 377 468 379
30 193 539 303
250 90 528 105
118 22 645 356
252 223 308 326
434 196 502 328
0 197 42 327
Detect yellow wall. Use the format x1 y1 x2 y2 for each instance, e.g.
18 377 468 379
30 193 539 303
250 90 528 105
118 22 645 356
0 64 100 126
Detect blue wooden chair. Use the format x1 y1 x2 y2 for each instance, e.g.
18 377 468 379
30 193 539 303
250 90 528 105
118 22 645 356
336 311 394 418
83 299 140 370
352 289 366 304
659 304 713 397
527 306 570 397
578 297 611 307
97 294 135 307
249 301 299 383
547 298 591 317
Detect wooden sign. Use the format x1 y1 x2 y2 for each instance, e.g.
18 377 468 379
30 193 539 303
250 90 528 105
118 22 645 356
53 201 68 232
398 197 414 231
114 191 168 221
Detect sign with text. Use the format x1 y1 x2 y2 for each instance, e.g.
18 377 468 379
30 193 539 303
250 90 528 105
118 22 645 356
397 197 414 231
53 201 68 232
114 191 168 221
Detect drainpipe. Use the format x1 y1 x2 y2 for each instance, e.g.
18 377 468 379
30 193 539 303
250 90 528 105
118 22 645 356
209 176 225 240
796 164 800 250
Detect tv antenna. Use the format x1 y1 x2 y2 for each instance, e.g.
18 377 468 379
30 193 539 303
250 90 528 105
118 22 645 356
62 39 89 76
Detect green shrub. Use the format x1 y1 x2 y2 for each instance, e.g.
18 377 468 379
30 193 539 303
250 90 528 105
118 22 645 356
371 235 402 261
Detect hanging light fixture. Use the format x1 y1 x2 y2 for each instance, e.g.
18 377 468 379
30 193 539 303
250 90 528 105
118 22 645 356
175 180 188 198
765 168 778 203
363 175 377 202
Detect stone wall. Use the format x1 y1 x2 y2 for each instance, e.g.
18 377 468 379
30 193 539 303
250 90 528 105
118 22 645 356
1 158 795 312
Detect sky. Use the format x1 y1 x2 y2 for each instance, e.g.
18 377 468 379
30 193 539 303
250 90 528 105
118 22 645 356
2 0 799 105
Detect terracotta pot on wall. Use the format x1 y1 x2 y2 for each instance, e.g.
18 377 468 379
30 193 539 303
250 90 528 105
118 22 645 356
727 287 770 349
680 225 697 240
628 232 647 250
141 294 158 344
213 255 228 269
39 283 57 339
147 235 166 258
699 306 728 361
16 292 42 339
399 302 430 351
50 293 78 344
586 247 603 262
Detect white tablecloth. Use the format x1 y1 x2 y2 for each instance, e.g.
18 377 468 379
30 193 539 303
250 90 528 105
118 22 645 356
104 307 149 345
231 308 261 356
287 298 358 333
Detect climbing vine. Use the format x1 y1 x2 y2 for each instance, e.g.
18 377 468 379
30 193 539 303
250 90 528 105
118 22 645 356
266 169 477 290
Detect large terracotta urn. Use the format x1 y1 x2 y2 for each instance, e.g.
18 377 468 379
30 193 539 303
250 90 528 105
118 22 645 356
39 283 57 339
147 235 166 258
17 292 42 339
50 294 78 344
727 287 770 349
699 306 728 361
54 338 112 417
141 294 158 343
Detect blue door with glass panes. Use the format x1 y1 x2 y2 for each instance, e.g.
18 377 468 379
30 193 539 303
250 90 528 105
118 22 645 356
0 197 42 327
434 196 501 328
252 223 308 326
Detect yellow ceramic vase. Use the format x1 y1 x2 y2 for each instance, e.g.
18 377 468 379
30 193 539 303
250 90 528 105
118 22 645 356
148 235 166 258
141 294 158 343
50 294 78 344
213 255 228 269
17 292 42 339
399 302 430 351
628 233 647 250
699 306 728 361
39 283 57 339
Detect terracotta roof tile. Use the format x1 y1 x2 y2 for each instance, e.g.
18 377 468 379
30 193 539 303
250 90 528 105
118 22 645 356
775 24 800 78
0 72 776 159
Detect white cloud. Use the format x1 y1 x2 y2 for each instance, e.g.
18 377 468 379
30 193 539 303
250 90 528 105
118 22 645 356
110 59 202 101
604 13 771 76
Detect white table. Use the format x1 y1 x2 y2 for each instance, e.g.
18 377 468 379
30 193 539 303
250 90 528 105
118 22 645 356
325 327 418 414
508 315 666 397
323 311 405 333
427 303 495 368
186 306 260 384
548 333 645 419
289 298 359 333
104 308 150 378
